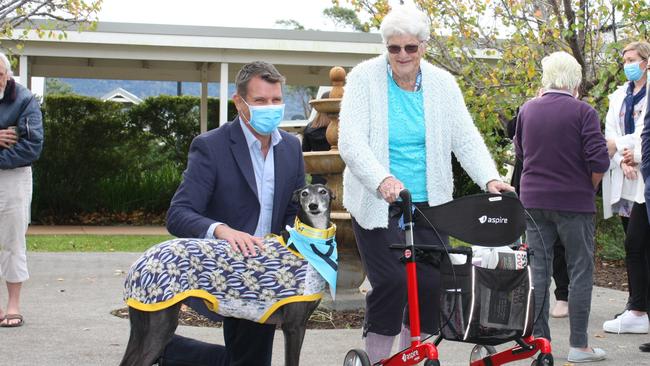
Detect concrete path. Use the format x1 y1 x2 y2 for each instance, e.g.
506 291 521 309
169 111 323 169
27 225 170 236
5 227 648 365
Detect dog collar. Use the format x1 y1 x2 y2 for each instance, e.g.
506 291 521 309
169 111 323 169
294 217 336 240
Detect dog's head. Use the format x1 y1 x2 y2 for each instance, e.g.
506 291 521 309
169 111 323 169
292 184 335 221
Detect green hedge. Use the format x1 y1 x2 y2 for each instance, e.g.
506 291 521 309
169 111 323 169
33 95 132 217
32 94 236 222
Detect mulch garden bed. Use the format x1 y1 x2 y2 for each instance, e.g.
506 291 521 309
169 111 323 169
594 257 628 292
111 306 365 330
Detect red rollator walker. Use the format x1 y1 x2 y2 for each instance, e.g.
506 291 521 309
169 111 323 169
343 190 553 366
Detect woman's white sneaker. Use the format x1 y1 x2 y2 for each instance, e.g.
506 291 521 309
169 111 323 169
602 310 649 334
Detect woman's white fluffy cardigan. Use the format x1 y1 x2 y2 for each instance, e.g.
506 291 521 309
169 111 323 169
338 55 501 229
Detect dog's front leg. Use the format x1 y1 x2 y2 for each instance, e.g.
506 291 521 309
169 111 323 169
281 320 307 366
278 300 321 366
119 303 181 366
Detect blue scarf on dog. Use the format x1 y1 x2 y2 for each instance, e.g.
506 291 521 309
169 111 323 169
285 218 338 299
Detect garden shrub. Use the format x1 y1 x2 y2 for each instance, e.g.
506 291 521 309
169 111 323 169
127 96 236 167
33 95 133 218
32 94 236 222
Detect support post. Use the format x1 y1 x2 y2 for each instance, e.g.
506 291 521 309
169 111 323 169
219 62 229 127
19 55 30 89
200 62 208 133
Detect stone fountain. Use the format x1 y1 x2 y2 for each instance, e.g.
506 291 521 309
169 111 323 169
303 67 366 307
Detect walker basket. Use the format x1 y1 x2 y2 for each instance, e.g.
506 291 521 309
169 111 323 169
438 252 534 346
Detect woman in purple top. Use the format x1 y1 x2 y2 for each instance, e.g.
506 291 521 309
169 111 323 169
515 51 610 363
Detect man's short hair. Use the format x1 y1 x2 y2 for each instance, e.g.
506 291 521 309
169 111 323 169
235 61 285 100
0 52 13 76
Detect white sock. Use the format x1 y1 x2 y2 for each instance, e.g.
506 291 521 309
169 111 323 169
364 332 395 364
398 325 430 351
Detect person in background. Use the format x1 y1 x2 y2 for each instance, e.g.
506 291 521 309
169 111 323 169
302 91 332 184
302 91 332 153
0 52 44 328
507 102 570 320
636 45 650 353
161 61 305 366
338 5 512 364
515 51 609 363
602 41 650 335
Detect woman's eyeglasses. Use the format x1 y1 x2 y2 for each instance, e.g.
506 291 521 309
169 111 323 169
386 44 420 54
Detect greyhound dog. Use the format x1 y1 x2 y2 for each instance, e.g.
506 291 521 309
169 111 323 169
119 184 336 366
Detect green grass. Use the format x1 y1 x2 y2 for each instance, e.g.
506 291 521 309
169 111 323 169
27 235 173 252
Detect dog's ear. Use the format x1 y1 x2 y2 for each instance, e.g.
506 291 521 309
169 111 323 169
292 187 303 203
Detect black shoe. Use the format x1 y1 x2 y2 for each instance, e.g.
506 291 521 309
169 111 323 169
639 343 650 352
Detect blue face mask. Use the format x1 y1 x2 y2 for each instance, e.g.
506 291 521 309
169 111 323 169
242 101 285 135
624 61 645 81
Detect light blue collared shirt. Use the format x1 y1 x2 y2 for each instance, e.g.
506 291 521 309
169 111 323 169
206 119 282 239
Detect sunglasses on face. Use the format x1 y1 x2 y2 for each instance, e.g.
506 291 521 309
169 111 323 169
386 44 420 54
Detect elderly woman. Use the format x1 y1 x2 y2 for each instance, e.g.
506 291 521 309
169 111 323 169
602 41 650 334
338 6 510 363
514 51 609 363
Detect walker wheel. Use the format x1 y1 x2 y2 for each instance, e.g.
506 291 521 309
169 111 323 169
531 353 553 366
343 349 371 366
469 344 497 363
424 360 441 366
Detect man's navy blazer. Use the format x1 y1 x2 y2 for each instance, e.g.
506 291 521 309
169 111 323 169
166 119 306 238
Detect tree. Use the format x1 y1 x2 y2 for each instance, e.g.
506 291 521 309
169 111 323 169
1 0 102 46
332 0 648 168
272 19 319 119
288 85 319 119
323 6 366 31
45 77 73 95
275 19 305 30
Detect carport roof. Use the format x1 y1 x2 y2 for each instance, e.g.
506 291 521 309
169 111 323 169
4 21 385 85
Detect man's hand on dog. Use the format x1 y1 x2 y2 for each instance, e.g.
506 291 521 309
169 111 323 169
215 224 265 257
378 176 405 203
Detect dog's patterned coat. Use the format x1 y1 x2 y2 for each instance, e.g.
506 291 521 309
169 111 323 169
124 238 325 323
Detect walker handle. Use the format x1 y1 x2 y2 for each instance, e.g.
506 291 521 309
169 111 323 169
399 189 413 226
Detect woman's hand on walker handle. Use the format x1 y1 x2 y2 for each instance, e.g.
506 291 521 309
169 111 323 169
486 180 515 194
378 176 405 203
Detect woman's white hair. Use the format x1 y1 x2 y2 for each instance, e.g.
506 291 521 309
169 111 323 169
380 5 430 44
541 51 582 92
0 52 13 76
